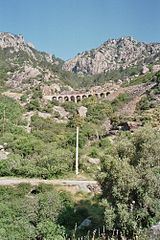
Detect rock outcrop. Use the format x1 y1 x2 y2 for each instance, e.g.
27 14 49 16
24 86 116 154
63 37 160 75
0 32 65 91
42 83 61 96
142 65 150 74
0 32 57 64
78 106 87 118
150 222 160 240
53 106 69 119
152 64 160 73
0 144 9 160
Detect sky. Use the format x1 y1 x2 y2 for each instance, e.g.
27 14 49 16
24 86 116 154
0 0 159 60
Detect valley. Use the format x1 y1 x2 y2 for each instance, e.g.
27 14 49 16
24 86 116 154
0 32 159 240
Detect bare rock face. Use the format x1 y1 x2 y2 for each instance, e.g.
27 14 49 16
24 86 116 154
53 106 69 119
38 112 51 119
63 37 160 75
87 157 100 165
0 32 63 91
0 32 56 63
0 33 27 50
152 64 160 73
150 222 160 240
0 32 37 61
7 65 41 89
42 83 61 96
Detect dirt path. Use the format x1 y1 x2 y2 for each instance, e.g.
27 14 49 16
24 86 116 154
0 177 100 193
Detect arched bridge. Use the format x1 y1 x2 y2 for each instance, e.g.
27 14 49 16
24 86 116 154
52 91 111 103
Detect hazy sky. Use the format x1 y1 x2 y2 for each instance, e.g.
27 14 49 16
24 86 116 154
0 0 159 60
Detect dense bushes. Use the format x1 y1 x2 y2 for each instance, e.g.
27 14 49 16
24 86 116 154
0 184 106 240
0 184 70 239
0 97 74 178
0 95 23 125
98 127 160 239
1 127 158 239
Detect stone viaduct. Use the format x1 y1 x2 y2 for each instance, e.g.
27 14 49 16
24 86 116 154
50 82 157 103
52 91 111 103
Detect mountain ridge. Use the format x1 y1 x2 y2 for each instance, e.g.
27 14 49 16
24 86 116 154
63 36 160 75
0 32 160 92
0 32 70 93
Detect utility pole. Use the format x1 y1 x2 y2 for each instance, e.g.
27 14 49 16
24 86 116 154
75 106 87 176
75 126 79 175
2 107 6 135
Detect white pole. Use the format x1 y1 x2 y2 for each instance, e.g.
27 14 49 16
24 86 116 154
3 107 6 135
76 126 79 175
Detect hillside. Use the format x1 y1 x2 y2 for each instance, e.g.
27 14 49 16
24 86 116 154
0 32 81 93
0 32 160 240
0 32 159 162
63 36 160 75
1 32 160 92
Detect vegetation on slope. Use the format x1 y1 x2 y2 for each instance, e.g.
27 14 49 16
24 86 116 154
0 39 160 239
98 127 160 239
0 126 159 239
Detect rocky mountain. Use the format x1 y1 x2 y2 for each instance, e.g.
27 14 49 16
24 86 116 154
0 32 71 93
0 32 160 95
63 36 160 75
0 32 60 64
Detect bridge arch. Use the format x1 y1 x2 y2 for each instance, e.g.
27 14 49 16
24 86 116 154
82 95 87 99
70 95 76 102
64 96 69 101
106 92 110 96
53 96 57 101
95 93 99 98
100 92 105 98
58 96 63 102
76 95 81 102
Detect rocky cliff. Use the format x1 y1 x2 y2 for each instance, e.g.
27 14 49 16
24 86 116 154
0 32 68 92
0 32 59 64
63 36 160 75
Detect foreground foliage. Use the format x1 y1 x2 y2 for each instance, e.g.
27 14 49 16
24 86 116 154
0 184 68 239
98 127 160 239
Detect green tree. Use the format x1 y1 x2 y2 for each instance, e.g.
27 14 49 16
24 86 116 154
98 127 160 239
36 221 65 240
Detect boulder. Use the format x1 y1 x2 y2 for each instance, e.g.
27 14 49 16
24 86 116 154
78 217 91 229
152 65 160 73
0 145 10 160
53 106 69 119
150 222 160 240
42 83 61 96
142 65 149 74
78 106 87 118
38 112 52 119
87 157 100 165
0 151 9 160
